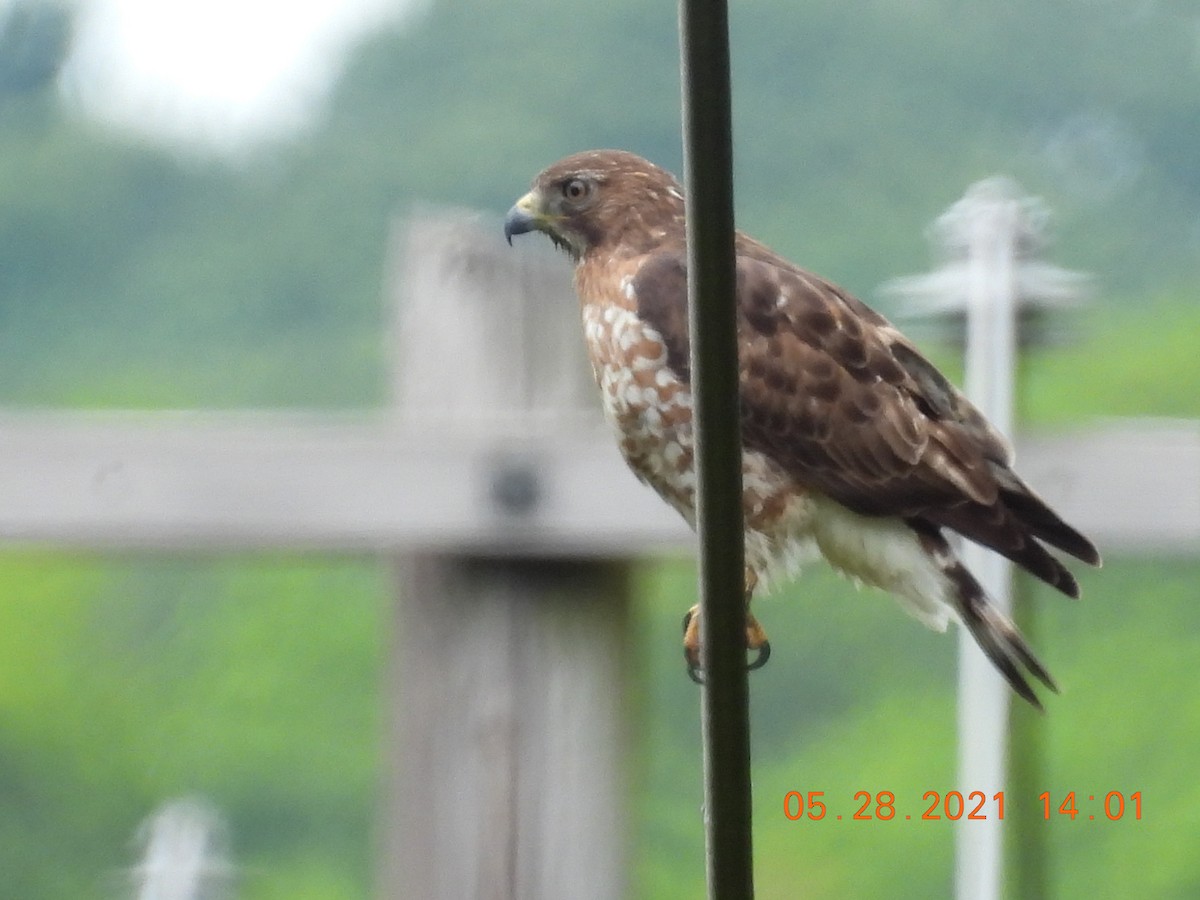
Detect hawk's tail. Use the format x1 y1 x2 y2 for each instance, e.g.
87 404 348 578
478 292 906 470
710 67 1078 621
917 525 1058 709
923 464 1100 601
991 465 1101 566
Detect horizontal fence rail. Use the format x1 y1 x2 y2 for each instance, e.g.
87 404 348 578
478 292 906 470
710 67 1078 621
0 411 1192 556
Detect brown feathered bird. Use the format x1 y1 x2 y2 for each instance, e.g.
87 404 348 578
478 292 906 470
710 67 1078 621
504 149 1100 707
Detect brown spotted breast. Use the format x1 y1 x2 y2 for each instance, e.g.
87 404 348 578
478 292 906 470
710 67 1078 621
576 255 699 522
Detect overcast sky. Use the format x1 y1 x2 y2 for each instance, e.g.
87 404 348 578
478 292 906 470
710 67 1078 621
57 0 427 155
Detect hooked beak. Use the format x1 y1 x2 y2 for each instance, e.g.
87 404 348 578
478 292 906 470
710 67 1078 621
504 191 542 245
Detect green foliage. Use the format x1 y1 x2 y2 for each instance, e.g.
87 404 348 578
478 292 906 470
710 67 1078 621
0 1 72 95
0 0 1195 408
0 555 386 898
1018 292 1200 424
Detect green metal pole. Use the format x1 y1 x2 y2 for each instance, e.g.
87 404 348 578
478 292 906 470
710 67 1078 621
678 1 755 898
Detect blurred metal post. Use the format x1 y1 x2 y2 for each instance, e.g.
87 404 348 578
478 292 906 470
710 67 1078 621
884 179 1088 900
131 798 233 900
380 212 632 900
955 185 1019 900
679 1 755 898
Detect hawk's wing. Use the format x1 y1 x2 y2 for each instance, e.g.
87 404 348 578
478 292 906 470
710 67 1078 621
632 243 1099 595
733 246 1004 515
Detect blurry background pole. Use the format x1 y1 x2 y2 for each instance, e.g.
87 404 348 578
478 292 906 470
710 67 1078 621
131 798 234 900
955 184 1019 900
884 178 1088 900
678 1 755 898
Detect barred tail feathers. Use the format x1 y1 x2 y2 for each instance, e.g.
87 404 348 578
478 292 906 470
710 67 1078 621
915 524 1058 710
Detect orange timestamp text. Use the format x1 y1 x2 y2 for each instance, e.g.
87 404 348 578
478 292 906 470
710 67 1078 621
784 790 1007 822
784 790 1143 822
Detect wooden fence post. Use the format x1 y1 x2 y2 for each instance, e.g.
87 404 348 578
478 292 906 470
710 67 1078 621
378 211 633 900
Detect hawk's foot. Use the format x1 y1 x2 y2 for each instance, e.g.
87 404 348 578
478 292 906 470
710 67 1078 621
682 605 771 684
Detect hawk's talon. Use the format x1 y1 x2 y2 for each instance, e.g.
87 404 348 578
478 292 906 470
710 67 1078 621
684 646 771 683
681 608 695 636
747 640 771 671
681 603 772 682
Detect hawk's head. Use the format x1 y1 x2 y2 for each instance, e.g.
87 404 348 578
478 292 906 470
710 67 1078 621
504 150 686 262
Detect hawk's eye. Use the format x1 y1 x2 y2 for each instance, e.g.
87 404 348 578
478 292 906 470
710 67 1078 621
561 178 591 203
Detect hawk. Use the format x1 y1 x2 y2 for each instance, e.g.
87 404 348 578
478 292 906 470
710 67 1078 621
504 149 1100 707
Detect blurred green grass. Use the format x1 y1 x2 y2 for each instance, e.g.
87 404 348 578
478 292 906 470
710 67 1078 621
2 552 1194 897
0 555 386 899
